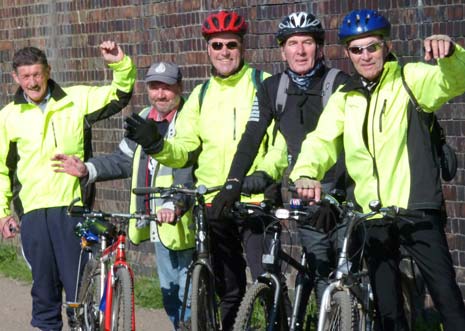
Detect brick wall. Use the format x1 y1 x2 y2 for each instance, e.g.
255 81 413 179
0 1 464 291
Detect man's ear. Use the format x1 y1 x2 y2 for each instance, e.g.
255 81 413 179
11 71 19 84
343 48 349 58
280 45 287 61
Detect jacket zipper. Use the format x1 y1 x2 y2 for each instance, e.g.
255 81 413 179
51 120 58 147
233 107 236 140
379 99 387 132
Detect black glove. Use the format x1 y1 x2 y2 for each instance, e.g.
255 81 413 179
242 171 273 194
309 200 340 233
124 113 163 154
210 179 242 219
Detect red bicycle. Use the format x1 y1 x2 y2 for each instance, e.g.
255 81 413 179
66 197 156 331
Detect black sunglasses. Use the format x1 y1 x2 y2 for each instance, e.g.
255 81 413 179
347 41 384 55
210 41 240 51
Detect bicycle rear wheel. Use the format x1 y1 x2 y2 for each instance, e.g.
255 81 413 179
323 291 355 331
77 258 102 331
191 264 220 331
233 282 287 331
110 267 134 331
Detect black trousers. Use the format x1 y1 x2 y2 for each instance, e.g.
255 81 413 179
364 210 465 331
21 207 86 331
208 211 270 331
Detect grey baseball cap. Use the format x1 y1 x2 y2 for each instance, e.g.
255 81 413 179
144 62 182 84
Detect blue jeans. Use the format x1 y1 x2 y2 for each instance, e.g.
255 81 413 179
154 242 194 330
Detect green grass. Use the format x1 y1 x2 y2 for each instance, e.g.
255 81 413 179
0 243 32 282
0 243 163 309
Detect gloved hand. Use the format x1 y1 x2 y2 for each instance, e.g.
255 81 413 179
124 113 163 154
294 177 321 202
210 179 242 219
242 171 273 194
309 200 339 233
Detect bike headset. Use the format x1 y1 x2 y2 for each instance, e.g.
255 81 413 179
338 9 391 45
201 10 248 40
276 11 325 46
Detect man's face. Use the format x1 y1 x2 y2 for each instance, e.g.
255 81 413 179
12 64 50 103
146 81 181 115
207 33 243 77
281 34 322 75
345 36 391 81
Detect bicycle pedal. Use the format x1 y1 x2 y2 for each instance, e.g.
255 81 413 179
64 301 82 309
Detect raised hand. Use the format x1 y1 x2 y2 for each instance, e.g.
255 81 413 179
51 154 88 178
99 40 124 64
424 35 454 61
124 113 163 154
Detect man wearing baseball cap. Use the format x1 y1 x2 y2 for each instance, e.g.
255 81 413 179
53 61 194 331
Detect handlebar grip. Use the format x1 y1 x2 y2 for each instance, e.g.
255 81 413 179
397 208 425 218
132 187 158 195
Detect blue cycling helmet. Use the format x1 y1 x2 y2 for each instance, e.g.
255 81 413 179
338 9 391 44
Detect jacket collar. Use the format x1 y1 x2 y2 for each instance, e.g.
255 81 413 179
211 62 249 86
341 53 398 94
13 79 67 105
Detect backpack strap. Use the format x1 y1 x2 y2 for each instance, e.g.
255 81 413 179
252 68 264 90
321 68 341 108
275 72 289 115
198 80 210 111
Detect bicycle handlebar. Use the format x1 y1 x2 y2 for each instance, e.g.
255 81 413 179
66 197 158 222
132 185 222 197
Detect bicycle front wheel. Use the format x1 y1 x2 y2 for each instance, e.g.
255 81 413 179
323 291 355 331
191 264 220 331
110 267 134 331
77 258 102 331
233 282 287 331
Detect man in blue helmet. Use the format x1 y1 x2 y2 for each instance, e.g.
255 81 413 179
290 8 465 331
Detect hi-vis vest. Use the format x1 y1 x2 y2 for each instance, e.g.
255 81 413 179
128 107 195 250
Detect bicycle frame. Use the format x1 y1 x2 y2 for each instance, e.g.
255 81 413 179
67 197 156 331
132 185 222 331
101 232 135 331
317 201 423 331
232 200 320 331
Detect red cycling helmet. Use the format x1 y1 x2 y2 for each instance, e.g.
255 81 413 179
202 11 248 39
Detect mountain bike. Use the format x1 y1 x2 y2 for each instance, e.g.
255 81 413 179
132 184 222 331
231 195 341 331
65 197 157 331
316 200 422 331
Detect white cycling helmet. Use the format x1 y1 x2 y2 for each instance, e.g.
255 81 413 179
276 12 324 45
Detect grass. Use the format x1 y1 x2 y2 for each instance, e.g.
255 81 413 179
0 243 163 309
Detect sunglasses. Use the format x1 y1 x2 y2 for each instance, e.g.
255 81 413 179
347 41 384 55
209 41 240 51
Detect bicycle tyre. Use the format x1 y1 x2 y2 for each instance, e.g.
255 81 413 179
77 258 102 331
233 282 287 331
110 267 133 331
324 291 355 331
191 264 219 331
401 274 414 330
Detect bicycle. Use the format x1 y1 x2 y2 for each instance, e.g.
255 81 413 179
231 195 341 331
65 197 157 331
132 184 222 331
316 200 422 331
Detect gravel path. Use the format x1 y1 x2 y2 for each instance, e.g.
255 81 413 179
0 275 172 331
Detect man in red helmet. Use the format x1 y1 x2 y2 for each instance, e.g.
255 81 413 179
291 9 465 331
124 10 287 330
